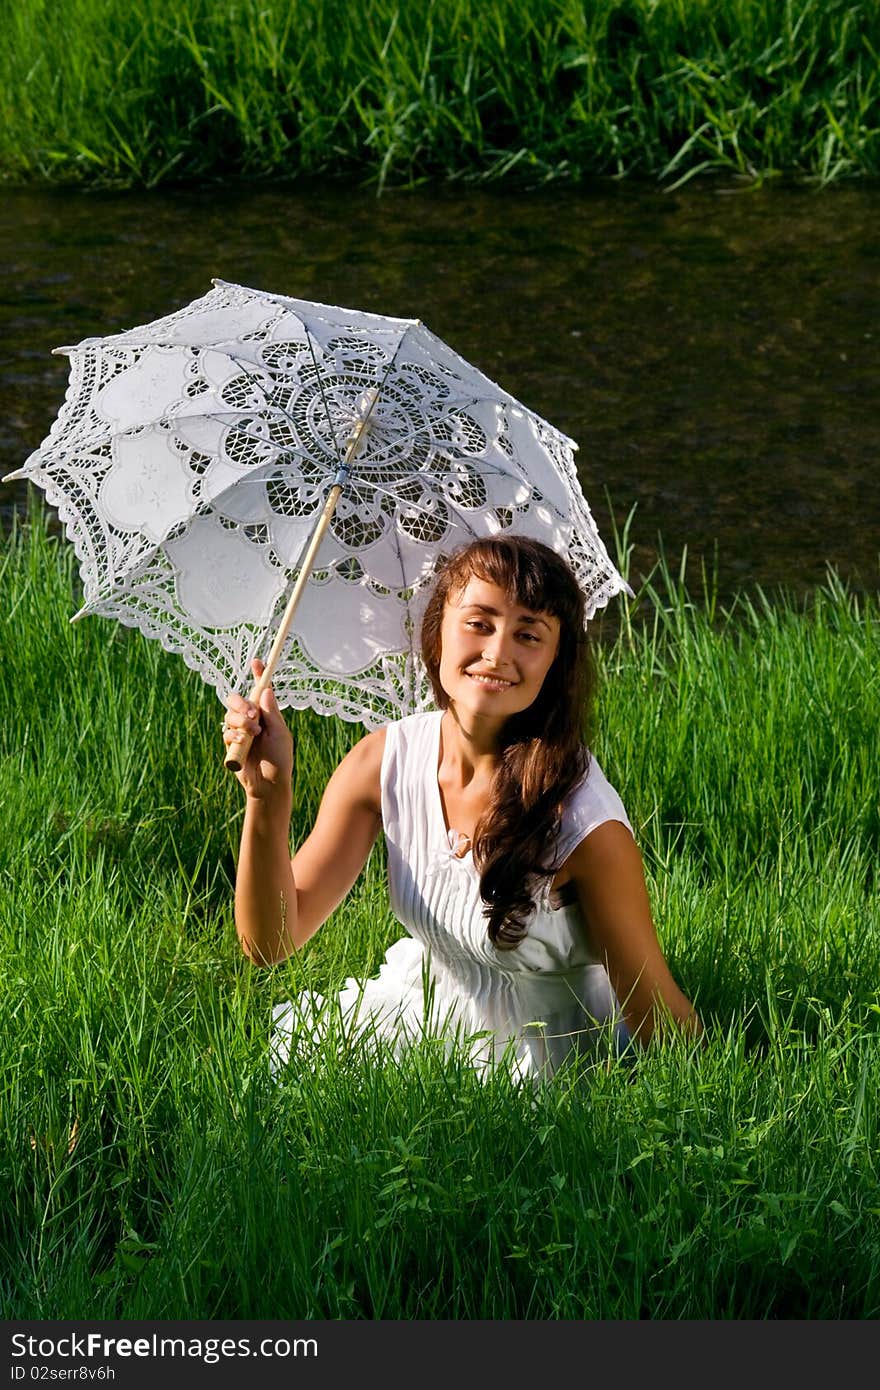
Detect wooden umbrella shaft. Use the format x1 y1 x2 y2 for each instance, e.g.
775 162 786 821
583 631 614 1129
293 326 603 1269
224 389 378 772
253 479 341 692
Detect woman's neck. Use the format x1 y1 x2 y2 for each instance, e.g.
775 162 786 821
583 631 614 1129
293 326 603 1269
440 704 505 786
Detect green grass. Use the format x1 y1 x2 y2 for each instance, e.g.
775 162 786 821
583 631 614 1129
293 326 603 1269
1 505 878 1317
3 0 880 189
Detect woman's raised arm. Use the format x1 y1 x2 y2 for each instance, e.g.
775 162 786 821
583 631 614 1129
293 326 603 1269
225 662 385 966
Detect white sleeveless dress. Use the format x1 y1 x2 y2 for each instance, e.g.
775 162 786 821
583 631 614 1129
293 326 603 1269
271 710 634 1081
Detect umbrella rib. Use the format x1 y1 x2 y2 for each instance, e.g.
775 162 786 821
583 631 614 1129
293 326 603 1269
174 372 340 469
357 460 571 523
304 329 341 461
342 403 554 485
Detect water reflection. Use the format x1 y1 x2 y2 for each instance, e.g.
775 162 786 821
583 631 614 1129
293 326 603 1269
2 180 878 605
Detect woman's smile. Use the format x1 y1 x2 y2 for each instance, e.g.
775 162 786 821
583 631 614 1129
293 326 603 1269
465 670 518 690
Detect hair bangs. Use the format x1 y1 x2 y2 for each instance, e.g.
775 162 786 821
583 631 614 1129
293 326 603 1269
440 538 577 624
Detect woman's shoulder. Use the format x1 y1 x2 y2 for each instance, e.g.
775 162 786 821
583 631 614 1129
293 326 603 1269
354 725 388 759
340 710 440 791
344 708 436 765
328 722 386 811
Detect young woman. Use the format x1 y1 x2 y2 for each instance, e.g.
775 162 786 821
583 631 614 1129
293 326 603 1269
223 535 701 1080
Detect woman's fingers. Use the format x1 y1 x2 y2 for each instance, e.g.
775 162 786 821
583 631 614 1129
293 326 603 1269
249 657 282 723
223 689 263 740
225 699 261 728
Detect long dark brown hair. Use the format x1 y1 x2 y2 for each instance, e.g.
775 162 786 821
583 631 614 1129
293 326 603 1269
420 536 596 949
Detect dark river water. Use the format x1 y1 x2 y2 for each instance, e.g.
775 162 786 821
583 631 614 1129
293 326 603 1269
2 180 878 607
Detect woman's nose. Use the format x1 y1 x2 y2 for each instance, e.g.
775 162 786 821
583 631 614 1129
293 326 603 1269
482 636 509 665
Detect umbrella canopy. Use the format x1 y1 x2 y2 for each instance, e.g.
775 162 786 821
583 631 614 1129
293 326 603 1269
8 279 631 728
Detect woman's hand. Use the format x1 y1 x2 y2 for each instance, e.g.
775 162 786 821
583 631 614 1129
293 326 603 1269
223 659 293 803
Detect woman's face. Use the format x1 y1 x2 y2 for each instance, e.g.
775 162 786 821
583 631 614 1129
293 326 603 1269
437 574 561 719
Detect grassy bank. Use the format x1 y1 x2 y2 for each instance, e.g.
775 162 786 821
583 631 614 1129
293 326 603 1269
3 0 880 189
1 508 878 1317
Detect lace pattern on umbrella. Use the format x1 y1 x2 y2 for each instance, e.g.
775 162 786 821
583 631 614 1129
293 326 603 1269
14 281 632 727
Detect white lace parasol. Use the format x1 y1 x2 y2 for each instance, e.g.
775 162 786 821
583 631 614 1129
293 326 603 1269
8 280 631 729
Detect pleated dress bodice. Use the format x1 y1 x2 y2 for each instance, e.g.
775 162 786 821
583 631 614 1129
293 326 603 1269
378 711 633 1076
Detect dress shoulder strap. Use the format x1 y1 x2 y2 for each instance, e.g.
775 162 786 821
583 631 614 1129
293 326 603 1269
554 754 634 864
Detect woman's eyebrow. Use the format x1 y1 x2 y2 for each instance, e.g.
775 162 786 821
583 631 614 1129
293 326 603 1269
461 603 553 630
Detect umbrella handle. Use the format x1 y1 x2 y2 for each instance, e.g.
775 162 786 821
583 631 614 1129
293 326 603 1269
223 670 274 773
